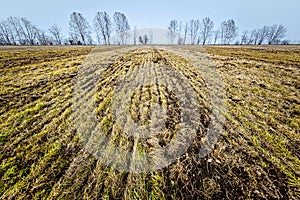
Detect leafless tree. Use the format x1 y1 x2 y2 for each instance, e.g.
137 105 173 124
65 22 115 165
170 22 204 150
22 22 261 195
167 19 178 45
49 24 62 45
281 39 289 45
183 22 188 45
95 33 101 45
189 19 200 45
248 29 259 45
220 24 225 44
144 34 149 45
20 17 37 45
94 12 112 45
133 26 138 45
35 28 50 45
177 21 183 44
240 31 249 45
3 16 39 45
69 12 91 45
200 17 214 45
220 19 238 44
113 12 130 45
139 34 148 45
7 17 25 45
0 37 5 45
247 30 254 44
138 35 143 44
86 35 93 45
213 29 221 44
69 33 79 45
177 37 184 45
94 12 105 45
0 20 15 45
149 31 153 44
266 24 287 45
257 26 269 45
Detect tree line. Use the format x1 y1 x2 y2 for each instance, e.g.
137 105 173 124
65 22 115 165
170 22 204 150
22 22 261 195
167 18 288 45
0 12 289 45
0 12 130 45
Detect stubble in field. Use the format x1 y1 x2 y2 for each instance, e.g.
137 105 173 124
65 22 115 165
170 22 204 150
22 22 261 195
0 45 299 199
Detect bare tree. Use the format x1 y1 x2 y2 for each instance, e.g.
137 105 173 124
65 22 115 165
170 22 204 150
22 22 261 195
177 21 183 44
177 37 184 45
281 39 289 45
213 29 221 45
248 30 261 45
69 12 91 45
220 23 225 44
49 24 62 45
143 34 149 45
257 26 269 45
35 28 50 45
267 24 287 45
200 17 214 45
240 31 249 45
220 19 238 44
0 20 15 45
7 17 25 45
167 19 178 45
189 19 200 45
3 16 40 45
69 33 79 45
94 12 112 45
183 22 188 45
248 29 259 45
0 37 5 45
138 35 143 45
95 33 101 45
149 31 153 44
21 17 37 45
86 35 93 45
133 26 138 45
94 12 106 45
113 12 130 45
139 34 148 45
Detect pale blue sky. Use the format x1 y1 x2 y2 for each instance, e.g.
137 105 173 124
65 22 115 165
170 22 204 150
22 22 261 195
1 0 299 41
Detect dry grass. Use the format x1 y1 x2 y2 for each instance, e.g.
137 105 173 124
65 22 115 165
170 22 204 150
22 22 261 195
0 45 299 199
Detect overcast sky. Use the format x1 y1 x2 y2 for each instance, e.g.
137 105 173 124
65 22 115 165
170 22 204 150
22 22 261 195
1 0 299 42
